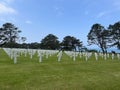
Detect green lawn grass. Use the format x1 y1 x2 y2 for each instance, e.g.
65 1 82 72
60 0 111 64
0 48 120 90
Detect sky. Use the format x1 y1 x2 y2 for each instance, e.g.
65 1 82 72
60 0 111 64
0 0 120 48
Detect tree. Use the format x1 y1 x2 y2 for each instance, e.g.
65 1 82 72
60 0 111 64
87 23 109 53
40 34 60 50
21 37 27 43
29 42 40 49
0 22 21 46
61 36 83 51
108 21 120 49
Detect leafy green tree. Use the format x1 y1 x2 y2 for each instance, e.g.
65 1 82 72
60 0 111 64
61 36 82 51
108 21 120 49
87 23 109 53
40 34 60 50
21 37 27 43
29 42 40 49
0 23 21 46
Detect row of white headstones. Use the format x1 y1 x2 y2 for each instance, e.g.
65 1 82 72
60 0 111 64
3 48 60 64
3 48 120 64
64 51 120 61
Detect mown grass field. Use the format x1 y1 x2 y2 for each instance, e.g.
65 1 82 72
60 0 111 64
0 48 120 90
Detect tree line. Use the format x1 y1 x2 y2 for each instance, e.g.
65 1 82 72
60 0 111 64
0 22 120 53
0 23 84 51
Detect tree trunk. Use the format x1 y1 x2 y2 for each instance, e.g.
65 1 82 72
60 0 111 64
101 47 105 54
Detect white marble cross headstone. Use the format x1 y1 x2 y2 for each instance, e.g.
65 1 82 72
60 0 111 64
14 51 17 64
57 51 62 62
95 53 98 61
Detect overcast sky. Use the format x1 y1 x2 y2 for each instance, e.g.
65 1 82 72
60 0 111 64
0 0 120 47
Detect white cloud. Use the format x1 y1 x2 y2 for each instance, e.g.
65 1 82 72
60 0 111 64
96 12 106 18
54 6 64 17
0 3 16 14
0 0 17 23
25 20 32 24
1 0 14 4
96 10 112 18
96 0 120 19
